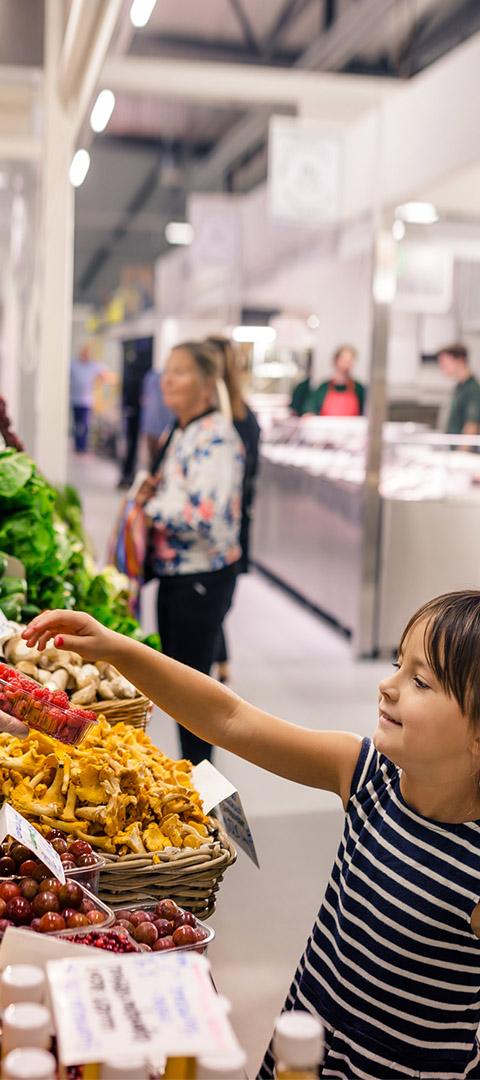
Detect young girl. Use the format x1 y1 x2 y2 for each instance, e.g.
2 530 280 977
23 591 480 1079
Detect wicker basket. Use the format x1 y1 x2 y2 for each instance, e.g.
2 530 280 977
88 694 153 731
98 823 236 918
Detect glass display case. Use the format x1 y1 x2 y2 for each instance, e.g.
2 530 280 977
252 416 480 651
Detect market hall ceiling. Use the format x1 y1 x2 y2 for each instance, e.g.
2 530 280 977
2 0 480 304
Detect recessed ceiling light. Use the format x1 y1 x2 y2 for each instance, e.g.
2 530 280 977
90 89 115 134
395 202 439 225
130 0 157 28
307 314 320 329
165 222 194 245
69 149 91 188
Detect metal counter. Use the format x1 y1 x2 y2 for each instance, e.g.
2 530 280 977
252 458 364 635
253 459 480 652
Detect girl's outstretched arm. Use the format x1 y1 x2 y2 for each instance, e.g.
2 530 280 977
23 610 362 805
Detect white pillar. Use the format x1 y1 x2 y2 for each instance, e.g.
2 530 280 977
35 0 75 485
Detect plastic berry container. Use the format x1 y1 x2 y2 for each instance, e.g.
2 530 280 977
0 663 97 746
0 881 113 938
111 900 215 955
64 855 105 896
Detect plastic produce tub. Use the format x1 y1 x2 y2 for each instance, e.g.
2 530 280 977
0 663 97 745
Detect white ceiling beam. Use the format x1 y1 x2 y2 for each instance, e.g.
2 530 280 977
102 55 398 114
58 0 123 135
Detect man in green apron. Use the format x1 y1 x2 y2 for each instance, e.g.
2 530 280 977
438 343 480 435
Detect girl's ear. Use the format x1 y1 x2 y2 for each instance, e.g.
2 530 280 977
470 733 480 766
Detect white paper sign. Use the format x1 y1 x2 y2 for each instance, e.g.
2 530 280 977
268 116 342 225
0 803 65 883
47 953 240 1067
192 760 259 868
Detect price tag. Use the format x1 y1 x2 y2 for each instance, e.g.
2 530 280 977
0 803 65 883
47 953 240 1067
192 760 259 868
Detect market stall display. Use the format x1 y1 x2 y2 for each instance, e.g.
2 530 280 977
0 720 235 916
0 878 112 936
0 449 159 650
0 834 104 894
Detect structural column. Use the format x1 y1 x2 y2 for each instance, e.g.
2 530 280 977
35 0 75 484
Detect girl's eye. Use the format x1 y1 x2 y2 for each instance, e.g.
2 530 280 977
413 676 429 690
392 661 400 671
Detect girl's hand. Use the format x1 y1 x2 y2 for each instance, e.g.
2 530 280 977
0 711 28 739
22 610 115 662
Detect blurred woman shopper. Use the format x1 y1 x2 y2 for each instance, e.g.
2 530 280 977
24 591 480 1080
136 340 243 764
205 336 261 683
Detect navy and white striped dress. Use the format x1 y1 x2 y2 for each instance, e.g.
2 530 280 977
258 738 480 1079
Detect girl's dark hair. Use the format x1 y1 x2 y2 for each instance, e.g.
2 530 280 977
204 336 246 421
400 591 480 723
173 341 219 380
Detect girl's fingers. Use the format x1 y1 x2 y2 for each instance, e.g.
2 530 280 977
0 712 29 739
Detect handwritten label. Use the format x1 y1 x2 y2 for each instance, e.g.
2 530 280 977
192 759 260 868
0 803 65 883
47 953 240 1067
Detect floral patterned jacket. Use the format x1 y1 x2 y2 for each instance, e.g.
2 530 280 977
145 411 244 576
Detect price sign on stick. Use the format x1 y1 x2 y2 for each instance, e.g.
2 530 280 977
0 803 65 882
47 952 240 1067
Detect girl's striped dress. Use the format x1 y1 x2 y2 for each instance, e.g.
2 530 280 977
258 738 480 1079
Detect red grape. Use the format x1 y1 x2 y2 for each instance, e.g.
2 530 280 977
32 890 60 916
5 896 32 924
0 856 16 876
11 844 31 865
152 935 175 952
39 877 62 895
129 911 153 927
66 912 89 929
38 911 66 933
172 925 197 947
153 918 175 937
68 841 92 858
155 899 180 921
134 922 158 947
87 910 106 925
173 912 196 929
0 881 21 902
51 838 68 856
75 854 97 868
19 859 39 878
58 881 82 909
20 878 39 901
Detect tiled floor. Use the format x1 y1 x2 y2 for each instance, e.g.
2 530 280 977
67 451 384 1077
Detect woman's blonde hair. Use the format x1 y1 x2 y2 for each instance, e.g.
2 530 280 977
173 341 232 422
204 336 246 421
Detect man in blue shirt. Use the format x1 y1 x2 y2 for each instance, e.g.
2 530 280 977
140 368 173 471
69 346 104 453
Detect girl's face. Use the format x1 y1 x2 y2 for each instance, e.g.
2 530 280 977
375 619 478 778
162 349 213 422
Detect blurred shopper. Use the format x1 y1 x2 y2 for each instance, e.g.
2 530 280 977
305 345 365 417
70 346 105 453
438 342 480 435
140 368 174 471
137 340 244 764
206 335 261 683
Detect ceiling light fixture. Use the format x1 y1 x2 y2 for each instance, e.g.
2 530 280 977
307 314 320 329
392 219 406 241
395 201 439 225
130 0 157 28
232 326 277 344
90 89 116 134
69 149 91 188
165 222 194 246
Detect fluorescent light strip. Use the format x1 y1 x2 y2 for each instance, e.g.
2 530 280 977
90 89 115 134
395 202 439 225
